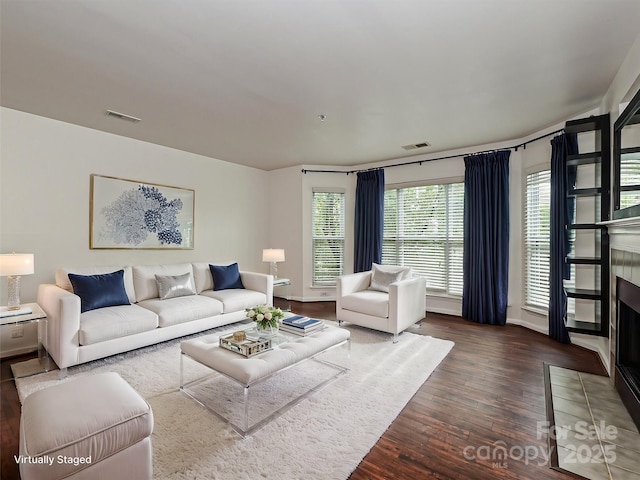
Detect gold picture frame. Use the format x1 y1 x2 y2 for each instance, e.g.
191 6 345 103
90 174 194 249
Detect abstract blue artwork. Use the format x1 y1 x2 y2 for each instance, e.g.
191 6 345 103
90 174 194 249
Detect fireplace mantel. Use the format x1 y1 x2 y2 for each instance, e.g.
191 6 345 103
600 216 640 228
602 216 640 255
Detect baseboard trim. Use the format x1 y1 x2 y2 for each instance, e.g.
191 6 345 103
425 306 462 317
295 296 335 302
0 345 37 359
570 336 610 374
506 318 549 335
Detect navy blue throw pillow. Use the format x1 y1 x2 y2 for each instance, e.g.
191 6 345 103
68 270 131 313
209 263 245 291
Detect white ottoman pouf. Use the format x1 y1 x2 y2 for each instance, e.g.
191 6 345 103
19 372 153 480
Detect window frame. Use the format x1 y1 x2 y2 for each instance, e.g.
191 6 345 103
382 177 464 297
311 188 346 287
522 164 552 313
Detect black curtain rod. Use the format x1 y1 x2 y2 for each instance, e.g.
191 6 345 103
301 127 565 175
512 127 565 151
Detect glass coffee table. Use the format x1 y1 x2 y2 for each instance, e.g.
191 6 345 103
179 321 350 437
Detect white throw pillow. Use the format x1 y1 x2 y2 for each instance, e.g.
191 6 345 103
369 263 411 293
155 272 197 300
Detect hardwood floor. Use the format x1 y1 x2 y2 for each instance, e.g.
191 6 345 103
1 352 35 480
1 301 605 480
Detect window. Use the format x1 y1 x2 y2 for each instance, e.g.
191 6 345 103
382 182 464 295
524 170 551 309
312 191 345 286
620 152 640 209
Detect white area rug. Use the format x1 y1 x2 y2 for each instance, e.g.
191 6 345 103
15 325 454 480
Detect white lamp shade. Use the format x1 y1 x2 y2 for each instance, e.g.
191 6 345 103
0 253 35 276
262 249 285 263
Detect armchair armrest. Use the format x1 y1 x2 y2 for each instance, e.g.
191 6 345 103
337 271 372 315
37 283 82 369
389 276 427 333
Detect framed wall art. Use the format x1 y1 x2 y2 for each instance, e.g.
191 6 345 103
90 174 195 249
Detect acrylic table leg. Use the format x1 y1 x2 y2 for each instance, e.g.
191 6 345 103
244 386 249 433
37 317 51 372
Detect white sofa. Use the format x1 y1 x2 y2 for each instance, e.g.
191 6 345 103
37 262 273 375
336 265 426 343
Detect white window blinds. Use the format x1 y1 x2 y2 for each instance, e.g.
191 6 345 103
312 191 345 286
620 152 640 209
382 182 464 295
524 170 551 309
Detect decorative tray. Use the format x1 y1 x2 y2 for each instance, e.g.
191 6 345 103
219 333 272 357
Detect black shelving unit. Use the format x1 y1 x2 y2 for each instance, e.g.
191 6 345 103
563 114 610 337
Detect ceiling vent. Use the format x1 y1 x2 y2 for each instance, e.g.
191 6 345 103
106 110 141 123
401 141 431 151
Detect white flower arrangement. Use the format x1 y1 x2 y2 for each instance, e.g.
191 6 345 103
245 304 284 329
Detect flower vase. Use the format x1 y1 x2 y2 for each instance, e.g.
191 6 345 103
257 322 279 338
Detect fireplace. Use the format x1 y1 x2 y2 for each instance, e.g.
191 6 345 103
615 276 640 429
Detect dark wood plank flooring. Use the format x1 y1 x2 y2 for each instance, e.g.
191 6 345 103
1 301 605 480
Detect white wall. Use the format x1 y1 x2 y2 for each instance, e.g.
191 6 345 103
601 32 640 116
266 166 304 297
0 108 270 306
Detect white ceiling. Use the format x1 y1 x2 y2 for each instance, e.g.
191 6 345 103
2 0 640 171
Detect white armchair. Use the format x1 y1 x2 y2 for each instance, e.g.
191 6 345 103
336 264 426 343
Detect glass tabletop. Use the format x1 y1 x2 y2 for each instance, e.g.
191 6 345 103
243 326 293 346
242 321 328 346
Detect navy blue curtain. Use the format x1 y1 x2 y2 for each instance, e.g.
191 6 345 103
548 133 578 343
462 150 510 325
354 169 385 272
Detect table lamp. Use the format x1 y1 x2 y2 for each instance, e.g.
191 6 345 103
0 253 34 313
262 249 285 279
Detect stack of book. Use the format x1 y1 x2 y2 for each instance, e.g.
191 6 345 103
280 315 325 336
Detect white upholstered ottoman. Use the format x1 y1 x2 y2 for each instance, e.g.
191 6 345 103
180 325 350 436
19 372 153 480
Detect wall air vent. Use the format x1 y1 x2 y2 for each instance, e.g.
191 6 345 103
402 141 431 151
106 110 141 123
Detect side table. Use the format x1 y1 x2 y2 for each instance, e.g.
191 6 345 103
273 277 291 312
0 303 50 377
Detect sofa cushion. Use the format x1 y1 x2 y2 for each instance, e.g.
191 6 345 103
56 266 136 303
79 304 159 345
200 288 267 314
210 263 244 290
369 263 411 293
192 262 214 293
69 270 131 313
191 261 243 293
341 290 389 318
155 272 196 300
137 295 223 327
133 263 194 301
